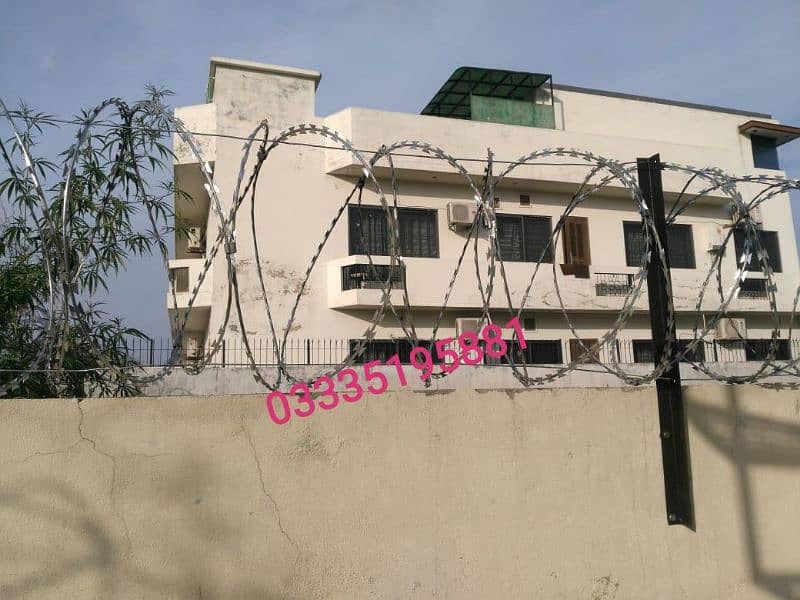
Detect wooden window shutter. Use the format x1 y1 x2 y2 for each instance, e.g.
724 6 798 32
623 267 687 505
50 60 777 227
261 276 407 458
569 338 599 362
562 216 591 277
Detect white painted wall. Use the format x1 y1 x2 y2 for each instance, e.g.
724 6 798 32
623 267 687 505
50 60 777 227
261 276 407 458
170 58 799 361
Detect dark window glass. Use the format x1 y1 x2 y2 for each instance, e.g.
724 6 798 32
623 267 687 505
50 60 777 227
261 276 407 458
519 194 531 206
349 205 388 256
526 340 563 364
738 278 769 299
398 208 439 258
633 339 707 363
623 222 695 269
744 339 790 361
667 224 695 269
751 135 780 170
349 206 438 258
733 229 782 273
496 214 553 263
169 267 190 293
349 339 415 364
632 340 654 364
482 339 563 365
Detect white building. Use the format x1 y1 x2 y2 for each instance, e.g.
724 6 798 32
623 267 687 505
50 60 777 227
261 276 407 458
168 57 800 369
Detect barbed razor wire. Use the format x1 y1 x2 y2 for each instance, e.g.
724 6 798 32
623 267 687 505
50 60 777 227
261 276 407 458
1 99 799 396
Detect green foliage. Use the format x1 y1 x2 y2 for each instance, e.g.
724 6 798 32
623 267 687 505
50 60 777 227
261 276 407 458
0 88 179 398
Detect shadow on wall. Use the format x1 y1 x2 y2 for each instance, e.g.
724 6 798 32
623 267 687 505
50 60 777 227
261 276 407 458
688 386 800 600
0 459 285 599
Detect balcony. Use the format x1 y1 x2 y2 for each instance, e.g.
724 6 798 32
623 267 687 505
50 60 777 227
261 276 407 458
341 264 405 291
738 278 770 300
167 258 213 323
594 272 634 297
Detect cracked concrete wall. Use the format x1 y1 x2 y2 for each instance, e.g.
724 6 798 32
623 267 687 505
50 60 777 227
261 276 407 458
1 384 799 599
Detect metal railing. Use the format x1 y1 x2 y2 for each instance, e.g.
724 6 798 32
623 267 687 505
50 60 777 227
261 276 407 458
595 272 634 296
341 264 405 291
119 336 800 368
737 278 770 299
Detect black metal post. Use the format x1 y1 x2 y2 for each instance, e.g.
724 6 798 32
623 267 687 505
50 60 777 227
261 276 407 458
637 154 695 528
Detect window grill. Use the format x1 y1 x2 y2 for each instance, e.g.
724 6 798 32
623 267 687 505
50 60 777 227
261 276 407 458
595 272 634 296
341 264 405 291
738 278 770 299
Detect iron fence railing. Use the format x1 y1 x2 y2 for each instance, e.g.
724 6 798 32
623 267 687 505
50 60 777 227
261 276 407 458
120 336 800 367
594 272 634 296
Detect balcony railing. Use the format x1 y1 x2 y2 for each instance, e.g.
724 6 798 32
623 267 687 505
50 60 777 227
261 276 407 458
738 278 770 299
341 264 405 291
595 272 634 296
119 336 800 367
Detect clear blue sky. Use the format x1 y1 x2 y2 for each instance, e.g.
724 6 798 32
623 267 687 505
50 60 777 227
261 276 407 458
1 0 798 340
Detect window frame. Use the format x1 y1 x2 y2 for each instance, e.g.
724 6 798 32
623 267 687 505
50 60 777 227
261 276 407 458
348 205 440 258
496 213 553 263
733 228 782 274
623 221 696 269
750 135 780 170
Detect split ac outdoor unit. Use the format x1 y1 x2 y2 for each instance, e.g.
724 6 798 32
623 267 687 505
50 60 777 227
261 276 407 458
187 227 206 253
715 317 747 340
455 317 481 338
447 202 477 228
184 334 204 360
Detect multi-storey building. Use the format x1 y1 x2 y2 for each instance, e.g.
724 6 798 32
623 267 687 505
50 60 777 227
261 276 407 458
168 57 800 369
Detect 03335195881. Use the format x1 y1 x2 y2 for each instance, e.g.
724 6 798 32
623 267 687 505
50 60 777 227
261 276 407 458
264 317 527 425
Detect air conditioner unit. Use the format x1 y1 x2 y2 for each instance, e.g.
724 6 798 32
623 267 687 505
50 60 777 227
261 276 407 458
715 317 747 340
184 334 204 361
187 227 206 253
447 202 477 228
455 317 481 338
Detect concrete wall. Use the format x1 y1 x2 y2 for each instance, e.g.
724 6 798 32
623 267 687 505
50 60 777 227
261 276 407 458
2 384 799 599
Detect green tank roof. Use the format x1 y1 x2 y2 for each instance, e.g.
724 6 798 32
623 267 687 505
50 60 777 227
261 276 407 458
421 67 552 119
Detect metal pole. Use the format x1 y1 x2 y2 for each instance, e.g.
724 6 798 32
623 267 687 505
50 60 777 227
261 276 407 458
637 154 695 529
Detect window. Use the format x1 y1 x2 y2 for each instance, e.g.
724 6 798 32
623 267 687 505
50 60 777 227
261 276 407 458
525 340 563 364
519 194 531 206
569 338 599 363
496 214 553 262
523 317 537 331
738 278 769 299
623 222 695 269
744 339 790 361
341 264 405 291
733 229 782 273
349 339 415 364
169 267 190 293
632 339 706 363
751 135 780 170
562 216 591 277
349 206 439 258
483 339 563 365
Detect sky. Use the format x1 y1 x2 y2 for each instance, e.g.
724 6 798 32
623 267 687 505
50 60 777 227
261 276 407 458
1 0 798 340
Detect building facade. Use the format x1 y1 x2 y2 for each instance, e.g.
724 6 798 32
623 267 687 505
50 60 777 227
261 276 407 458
168 57 800 369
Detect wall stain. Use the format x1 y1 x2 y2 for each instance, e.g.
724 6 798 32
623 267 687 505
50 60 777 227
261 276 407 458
591 574 620 600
